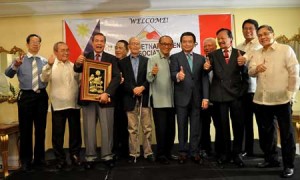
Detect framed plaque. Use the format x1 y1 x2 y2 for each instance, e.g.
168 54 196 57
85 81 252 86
80 59 112 101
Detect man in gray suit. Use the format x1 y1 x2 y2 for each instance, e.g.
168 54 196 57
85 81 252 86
170 32 209 164
74 32 120 169
204 28 248 167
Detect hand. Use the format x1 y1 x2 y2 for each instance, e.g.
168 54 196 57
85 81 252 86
120 72 124 84
97 93 110 104
177 66 185 81
201 99 209 109
76 52 85 65
152 63 159 75
133 86 145 96
48 54 55 65
255 63 267 73
204 56 211 70
237 50 246 66
14 54 24 67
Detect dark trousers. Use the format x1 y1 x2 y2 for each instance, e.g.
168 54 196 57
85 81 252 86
113 100 129 157
17 89 48 165
213 98 244 159
255 103 295 168
176 102 201 157
200 106 212 153
153 108 175 158
242 93 256 154
51 107 82 162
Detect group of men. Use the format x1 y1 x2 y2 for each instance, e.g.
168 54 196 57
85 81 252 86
5 18 299 178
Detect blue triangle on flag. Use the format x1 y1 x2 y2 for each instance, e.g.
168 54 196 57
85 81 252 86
84 20 101 54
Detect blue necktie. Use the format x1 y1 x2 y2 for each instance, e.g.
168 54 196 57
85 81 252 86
187 54 193 72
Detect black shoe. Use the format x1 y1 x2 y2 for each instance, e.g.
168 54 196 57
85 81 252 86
156 156 170 165
233 154 245 168
281 168 294 178
178 154 187 164
20 163 32 172
257 161 280 168
191 154 203 164
128 156 136 163
145 154 155 163
56 161 67 170
200 150 208 159
167 154 178 161
84 161 94 169
104 159 115 167
71 155 82 166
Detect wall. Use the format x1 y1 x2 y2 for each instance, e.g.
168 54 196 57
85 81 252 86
0 7 299 160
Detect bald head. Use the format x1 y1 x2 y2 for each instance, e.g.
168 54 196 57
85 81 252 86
203 38 217 55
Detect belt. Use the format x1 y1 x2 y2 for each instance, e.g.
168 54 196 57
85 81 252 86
21 89 46 94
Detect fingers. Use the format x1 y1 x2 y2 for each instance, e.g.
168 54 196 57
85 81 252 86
180 66 184 73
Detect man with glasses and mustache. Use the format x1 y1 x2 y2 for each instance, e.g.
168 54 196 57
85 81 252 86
249 25 299 178
147 35 176 164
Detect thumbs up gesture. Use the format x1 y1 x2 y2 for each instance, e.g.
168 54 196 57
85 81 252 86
237 50 246 66
152 63 159 76
14 54 24 68
177 66 185 81
120 72 124 84
76 52 86 65
204 56 211 70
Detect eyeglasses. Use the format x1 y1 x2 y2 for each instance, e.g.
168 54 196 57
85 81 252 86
160 43 173 47
29 41 41 45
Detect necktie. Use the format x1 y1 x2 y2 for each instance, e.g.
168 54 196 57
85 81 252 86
133 59 138 82
187 54 193 72
95 53 101 62
32 57 39 91
224 49 229 64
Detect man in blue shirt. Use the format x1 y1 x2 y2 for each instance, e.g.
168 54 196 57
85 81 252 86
5 34 48 172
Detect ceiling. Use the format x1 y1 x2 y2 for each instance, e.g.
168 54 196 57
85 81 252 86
0 0 299 18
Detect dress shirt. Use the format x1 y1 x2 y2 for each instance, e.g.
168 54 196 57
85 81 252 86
146 51 174 108
237 38 262 93
41 58 80 110
248 41 300 105
5 52 48 90
130 55 139 82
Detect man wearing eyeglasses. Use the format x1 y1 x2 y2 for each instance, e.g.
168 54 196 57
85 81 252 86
249 25 299 178
170 32 209 164
146 35 176 164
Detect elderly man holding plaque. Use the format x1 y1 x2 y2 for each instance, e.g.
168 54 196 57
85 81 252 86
74 32 120 169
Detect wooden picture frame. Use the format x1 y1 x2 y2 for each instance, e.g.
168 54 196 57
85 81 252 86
80 60 112 101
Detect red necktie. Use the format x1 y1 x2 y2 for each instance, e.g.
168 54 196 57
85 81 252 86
224 49 229 64
95 54 101 62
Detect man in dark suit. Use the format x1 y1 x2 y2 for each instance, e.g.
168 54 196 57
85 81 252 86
204 28 248 167
119 37 154 163
74 32 120 169
170 32 209 164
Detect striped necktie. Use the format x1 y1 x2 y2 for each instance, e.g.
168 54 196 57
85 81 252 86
32 56 39 91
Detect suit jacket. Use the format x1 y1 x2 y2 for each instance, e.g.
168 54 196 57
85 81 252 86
170 51 209 108
74 51 120 107
208 48 249 102
119 55 149 111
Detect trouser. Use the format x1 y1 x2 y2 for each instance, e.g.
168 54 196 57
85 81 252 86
18 89 48 165
51 107 82 162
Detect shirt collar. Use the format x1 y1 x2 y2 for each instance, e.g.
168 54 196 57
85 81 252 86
222 46 232 52
27 52 39 59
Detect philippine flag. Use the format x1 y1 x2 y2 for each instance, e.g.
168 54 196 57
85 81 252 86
64 19 100 63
